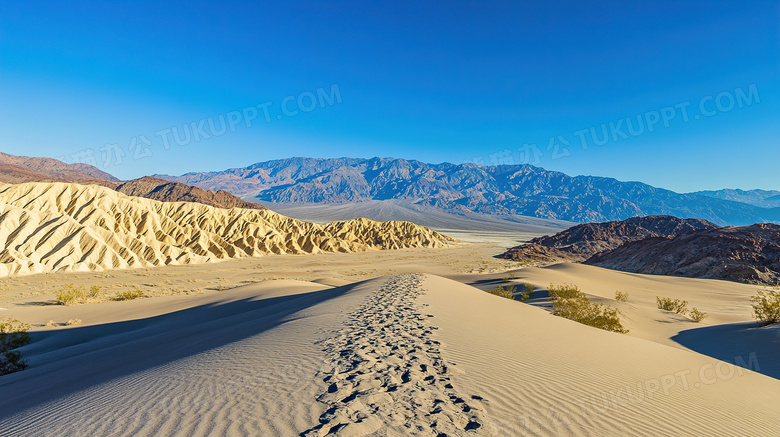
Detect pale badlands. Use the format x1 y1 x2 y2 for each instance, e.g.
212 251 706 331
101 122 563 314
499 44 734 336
0 183 778 436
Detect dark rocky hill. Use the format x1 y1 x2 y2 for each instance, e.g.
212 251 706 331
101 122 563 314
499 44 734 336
116 177 265 210
502 216 718 262
585 223 780 285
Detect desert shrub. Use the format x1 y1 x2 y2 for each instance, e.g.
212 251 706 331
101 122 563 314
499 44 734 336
524 283 534 293
548 284 628 333
510 272 516 279
614 291 628 302
519 292 530 301
502 276 510 283
113 289 144 301
55 284 82 305
86 285 103 299
548 283 583 301
55 284 103 305
0 318 31 375
656 297 689 315
751 288 780 324
485 284 516 300
688 307 708 323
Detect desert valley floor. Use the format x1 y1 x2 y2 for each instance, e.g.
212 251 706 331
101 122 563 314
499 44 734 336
1 229 779 436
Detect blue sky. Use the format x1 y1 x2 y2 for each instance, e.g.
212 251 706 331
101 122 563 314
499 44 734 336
1 0 778 192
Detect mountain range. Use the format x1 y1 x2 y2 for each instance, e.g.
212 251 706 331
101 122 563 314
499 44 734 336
158 157 780 226
693 188 780 208
0 152 119 186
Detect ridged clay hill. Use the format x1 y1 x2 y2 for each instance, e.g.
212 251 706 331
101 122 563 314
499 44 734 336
0 182 454 277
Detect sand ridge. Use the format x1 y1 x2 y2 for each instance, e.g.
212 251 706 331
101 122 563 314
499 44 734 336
0 182 453 277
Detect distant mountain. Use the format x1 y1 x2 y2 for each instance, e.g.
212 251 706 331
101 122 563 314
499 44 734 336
693 188 780 208
158 157 780 226
116 177 265 210
0 152 119 186
502 216 718 262
586 223 780 285
0 153 267 211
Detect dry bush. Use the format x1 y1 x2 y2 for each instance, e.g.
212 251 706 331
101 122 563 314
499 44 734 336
548 284 628 334
751 288 780 324
519 292 530 301
656 297 689 315
614 290 628 302
55 284 103 305
485 284 516 300
0 317 31 375
113 289 144 301
524 283 534 293
688 307 708 323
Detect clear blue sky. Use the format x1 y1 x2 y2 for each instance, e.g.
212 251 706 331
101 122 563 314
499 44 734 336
1 0 778 192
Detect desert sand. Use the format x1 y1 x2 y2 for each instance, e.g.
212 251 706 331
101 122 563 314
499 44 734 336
1 224 778 435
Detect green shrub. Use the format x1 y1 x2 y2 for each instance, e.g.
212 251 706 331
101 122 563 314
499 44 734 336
548 283 583 301
548 284 628 334
751 288 780 324
485 284 516 300
614 290 628 302
55 284 82 305
55 284 103 305
113 289 144 301
656 297 689 315
0 318 31 375
524 283 534 293
688 307 708 323
86 285 103 299
519 292 530 301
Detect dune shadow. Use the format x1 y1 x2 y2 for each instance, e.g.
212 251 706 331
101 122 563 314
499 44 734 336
0 281 362 419
672 322 780 380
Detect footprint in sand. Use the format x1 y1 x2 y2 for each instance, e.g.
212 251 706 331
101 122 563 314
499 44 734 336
302 273 488 436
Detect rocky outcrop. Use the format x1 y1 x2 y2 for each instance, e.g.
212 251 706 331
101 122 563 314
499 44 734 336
585 223 780 285
116 176 265 210
502 216 718 262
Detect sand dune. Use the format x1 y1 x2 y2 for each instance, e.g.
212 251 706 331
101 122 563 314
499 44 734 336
0 182 453 277
421 275 779 436
2 273 778 435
